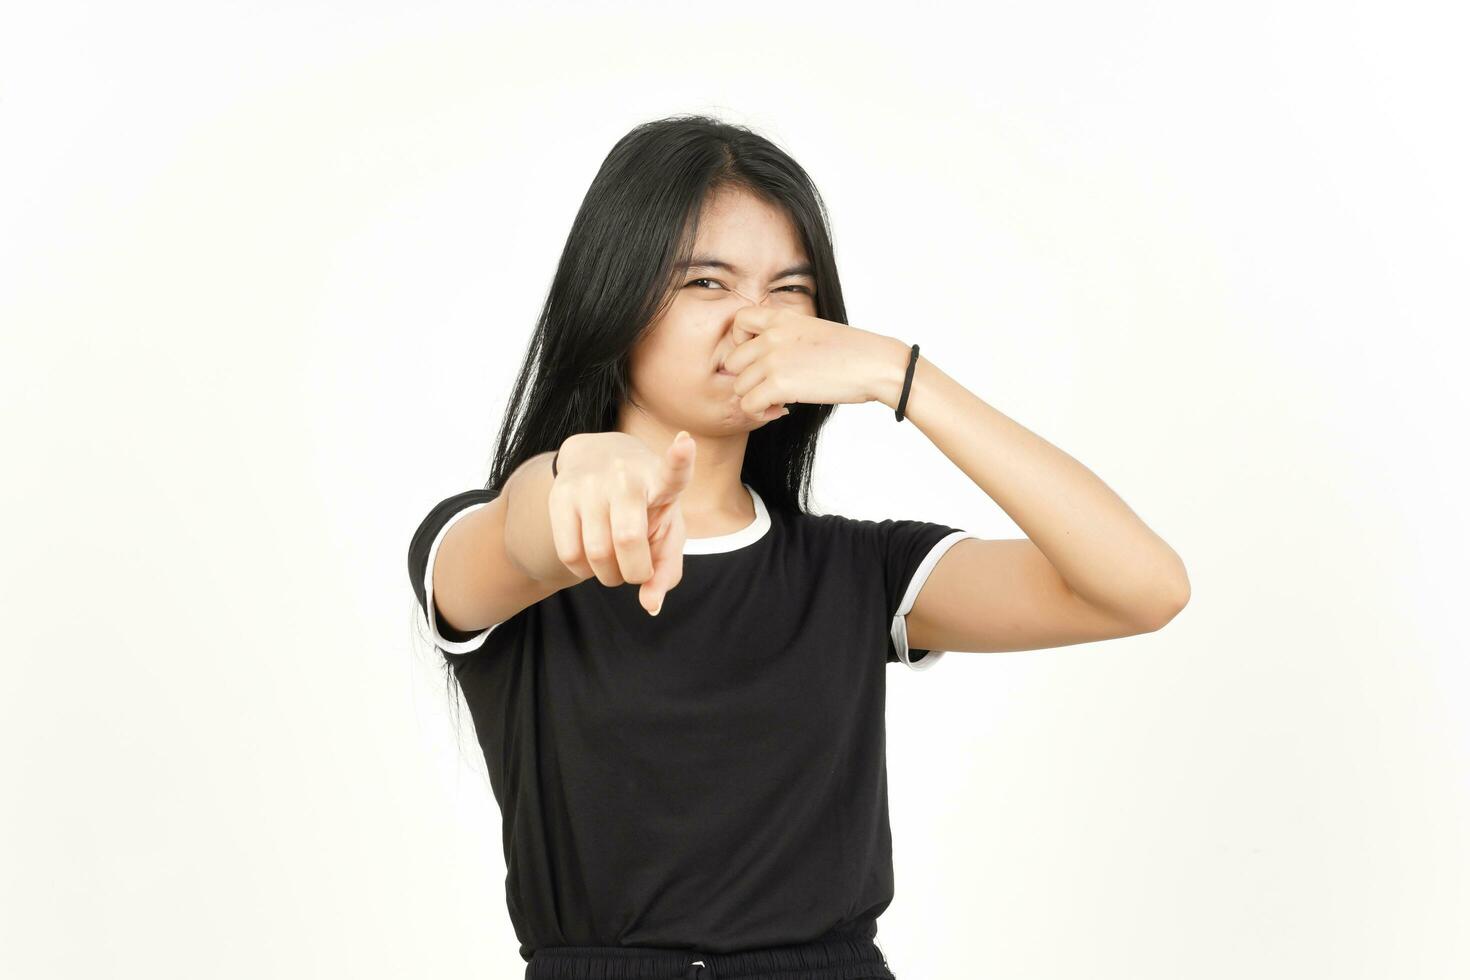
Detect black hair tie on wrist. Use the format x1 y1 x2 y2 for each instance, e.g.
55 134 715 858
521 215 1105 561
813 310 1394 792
895 343 920 422
551 448 560 478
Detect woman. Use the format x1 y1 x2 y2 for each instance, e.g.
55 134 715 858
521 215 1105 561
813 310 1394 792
407 114 1190 980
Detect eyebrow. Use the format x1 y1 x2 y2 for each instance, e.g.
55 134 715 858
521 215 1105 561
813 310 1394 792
683 256 815 281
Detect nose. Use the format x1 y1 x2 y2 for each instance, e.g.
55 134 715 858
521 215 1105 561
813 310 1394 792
725 284 769 307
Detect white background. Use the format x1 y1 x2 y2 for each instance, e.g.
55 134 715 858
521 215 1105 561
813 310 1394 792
4 2 1467 978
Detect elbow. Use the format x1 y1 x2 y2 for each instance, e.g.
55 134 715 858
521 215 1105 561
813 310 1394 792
1139 569 1191 633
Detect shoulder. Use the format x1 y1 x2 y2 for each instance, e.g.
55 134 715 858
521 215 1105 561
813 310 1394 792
781 509 872 552
787 509 952 550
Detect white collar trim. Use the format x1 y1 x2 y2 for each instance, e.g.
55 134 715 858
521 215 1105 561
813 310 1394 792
682 483 771 555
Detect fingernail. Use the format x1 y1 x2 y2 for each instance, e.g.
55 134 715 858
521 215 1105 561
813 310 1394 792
650 599 662 616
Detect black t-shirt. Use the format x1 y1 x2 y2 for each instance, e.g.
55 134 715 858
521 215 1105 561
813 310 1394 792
407 482 977 963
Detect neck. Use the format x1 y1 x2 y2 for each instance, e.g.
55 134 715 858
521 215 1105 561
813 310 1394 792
615 410 752 537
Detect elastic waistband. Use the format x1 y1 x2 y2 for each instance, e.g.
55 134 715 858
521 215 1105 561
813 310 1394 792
525 929 893 980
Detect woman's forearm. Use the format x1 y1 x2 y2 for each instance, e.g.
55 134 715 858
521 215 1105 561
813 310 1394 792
503 448 584 585
871 338 1190 623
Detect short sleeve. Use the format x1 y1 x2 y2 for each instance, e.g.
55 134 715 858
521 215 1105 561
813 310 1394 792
407 489 501 655
875 518 982 670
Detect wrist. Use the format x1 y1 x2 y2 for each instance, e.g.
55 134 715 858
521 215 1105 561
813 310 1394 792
511 448 559 489
505 449 580 584
871 336 915 411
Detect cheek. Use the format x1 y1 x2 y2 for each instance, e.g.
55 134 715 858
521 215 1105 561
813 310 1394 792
643 311 722 371
630 324 714 401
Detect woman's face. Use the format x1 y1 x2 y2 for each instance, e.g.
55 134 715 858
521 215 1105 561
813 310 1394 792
625 184 817 434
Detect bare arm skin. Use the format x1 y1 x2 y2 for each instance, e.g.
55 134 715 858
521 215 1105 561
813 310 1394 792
431 450 584 635
866 338 1191 653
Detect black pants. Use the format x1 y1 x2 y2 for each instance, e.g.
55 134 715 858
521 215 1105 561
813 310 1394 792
524 932 896 980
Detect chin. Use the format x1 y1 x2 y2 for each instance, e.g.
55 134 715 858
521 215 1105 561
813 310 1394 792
714 405 764 429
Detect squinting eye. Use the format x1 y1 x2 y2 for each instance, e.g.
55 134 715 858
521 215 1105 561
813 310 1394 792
684 279 814 297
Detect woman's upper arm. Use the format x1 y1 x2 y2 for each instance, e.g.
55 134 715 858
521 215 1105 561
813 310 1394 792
407 490 573 654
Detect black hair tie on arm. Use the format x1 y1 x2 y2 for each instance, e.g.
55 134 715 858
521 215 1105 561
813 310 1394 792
895 343 920 422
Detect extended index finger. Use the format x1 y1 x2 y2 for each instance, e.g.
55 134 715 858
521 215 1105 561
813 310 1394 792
647 430 695 507
640 503 686 616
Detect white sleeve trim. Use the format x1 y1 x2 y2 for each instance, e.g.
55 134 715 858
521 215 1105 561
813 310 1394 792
423 501 499 653
890 530 982 670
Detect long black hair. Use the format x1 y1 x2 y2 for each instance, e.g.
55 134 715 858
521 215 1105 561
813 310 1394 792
482 112 848 504
427 113 852 735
